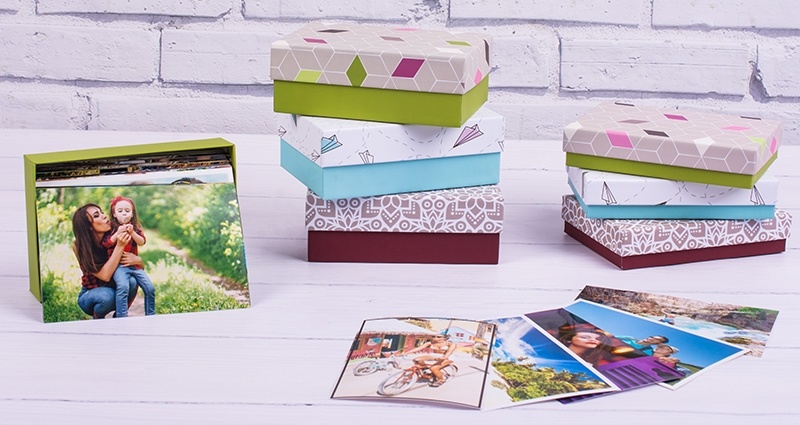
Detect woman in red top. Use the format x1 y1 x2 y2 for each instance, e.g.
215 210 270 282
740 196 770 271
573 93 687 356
73 203 142 319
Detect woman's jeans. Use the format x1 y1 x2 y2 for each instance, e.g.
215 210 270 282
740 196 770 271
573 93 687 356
77 277 137 319
113 266 156 316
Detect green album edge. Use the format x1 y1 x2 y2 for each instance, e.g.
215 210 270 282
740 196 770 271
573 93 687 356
565 152 777 189
274 77 489 127
23 138 237 302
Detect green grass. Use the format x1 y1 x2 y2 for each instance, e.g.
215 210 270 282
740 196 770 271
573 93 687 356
40 240 248 323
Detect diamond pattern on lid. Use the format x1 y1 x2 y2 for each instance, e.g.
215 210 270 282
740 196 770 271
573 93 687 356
381 36 404 42
693 136 715 156
303 38 327 44
317 29 348 33
770 136 778 154
392 58 425 78
644 129 669 137
664 113 688 121
447 40 471 47
346 56 367 87
619 119 648 124
295 70 322 83
606 130 634 149
474 69 483 85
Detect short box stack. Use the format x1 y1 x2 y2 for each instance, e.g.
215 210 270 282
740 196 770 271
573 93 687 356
271 22 504 264
561 101 793 269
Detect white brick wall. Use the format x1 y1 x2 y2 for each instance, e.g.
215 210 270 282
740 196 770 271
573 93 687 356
1 0 799 145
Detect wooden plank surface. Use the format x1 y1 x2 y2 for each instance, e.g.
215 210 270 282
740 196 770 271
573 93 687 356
1 129 798 424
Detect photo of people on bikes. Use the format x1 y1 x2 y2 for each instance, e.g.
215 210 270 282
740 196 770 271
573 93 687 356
331 317 496 409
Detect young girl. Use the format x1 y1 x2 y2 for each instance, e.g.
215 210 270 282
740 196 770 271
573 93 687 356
101 196 156 317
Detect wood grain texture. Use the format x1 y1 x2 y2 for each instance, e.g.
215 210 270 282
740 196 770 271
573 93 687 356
1 129 798 424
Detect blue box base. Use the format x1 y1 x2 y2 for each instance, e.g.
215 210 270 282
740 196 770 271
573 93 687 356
280 139 501 200
569 184 775 220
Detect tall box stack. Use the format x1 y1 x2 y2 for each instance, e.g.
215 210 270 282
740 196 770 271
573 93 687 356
561 101 792 269
271 22 504 264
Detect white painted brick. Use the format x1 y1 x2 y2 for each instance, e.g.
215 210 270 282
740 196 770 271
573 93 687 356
450 0 641 25
245 0 414 19
490 36 548 89
560 39 750 95
0 24 158 82
758 44 800 98
0 0 18 12
0 91 87 129
89 95 275 134
162 30 277 85
37 0 232 17
488 102 588 142
653 0 800 30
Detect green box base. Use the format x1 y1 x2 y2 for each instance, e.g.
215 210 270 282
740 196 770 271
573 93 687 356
274 77 489 127
565 152 777 189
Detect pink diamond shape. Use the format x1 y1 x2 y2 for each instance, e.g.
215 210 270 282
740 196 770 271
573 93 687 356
303 38 327 44
474 69 483 85
722 125 751 131
606 130 634 149
663 114 688 121
392 58 425 78
770 136 778 154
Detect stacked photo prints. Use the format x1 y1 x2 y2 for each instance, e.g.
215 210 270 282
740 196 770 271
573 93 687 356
331 285 779 410
24 139 250 323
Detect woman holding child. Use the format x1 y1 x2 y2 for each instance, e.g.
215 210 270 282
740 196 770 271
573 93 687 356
72 203 142 319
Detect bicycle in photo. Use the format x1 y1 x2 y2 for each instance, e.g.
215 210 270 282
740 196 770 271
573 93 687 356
377 357 458 396
352 353 402 376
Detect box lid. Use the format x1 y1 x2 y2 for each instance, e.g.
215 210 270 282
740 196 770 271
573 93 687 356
563 102 782 176
270 21 492 95
279 105 504 167
306 185 504 233
561 194 792 257
567 166 779 207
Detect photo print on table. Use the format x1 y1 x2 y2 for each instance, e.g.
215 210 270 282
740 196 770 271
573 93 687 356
30 141 250 323
332 317 498 409
561 300 748 389
480 316 619 410
576 285 780 357
525 305 685 402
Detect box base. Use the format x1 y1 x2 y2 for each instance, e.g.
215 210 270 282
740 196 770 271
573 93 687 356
564 222 786 270
274 77 488 127
281 139 500 200
308 231 500 264
569 184 775 220
565 152 777 189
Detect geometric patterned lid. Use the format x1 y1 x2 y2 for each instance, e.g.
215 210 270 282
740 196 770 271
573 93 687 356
270 21 492 95
563 101 782 175
306 185 503 234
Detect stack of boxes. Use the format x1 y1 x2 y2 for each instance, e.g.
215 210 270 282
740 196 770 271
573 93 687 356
561 101 793 269
270 22 505 264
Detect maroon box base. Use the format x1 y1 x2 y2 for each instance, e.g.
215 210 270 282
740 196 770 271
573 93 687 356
307 231 500 264
564 222 786 270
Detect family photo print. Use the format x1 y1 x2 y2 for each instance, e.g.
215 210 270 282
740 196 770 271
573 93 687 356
28 141 250 323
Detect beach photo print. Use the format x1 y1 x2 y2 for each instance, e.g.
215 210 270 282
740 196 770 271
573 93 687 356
577 285 779 357
33 147 250 323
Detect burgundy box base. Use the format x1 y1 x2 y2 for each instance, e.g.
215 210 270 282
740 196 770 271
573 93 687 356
308 231 499 264
564 222 786 270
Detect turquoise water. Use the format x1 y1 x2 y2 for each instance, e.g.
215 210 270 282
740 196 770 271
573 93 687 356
645 315 769 344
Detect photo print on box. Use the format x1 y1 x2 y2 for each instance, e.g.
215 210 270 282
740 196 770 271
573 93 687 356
32 145 250 323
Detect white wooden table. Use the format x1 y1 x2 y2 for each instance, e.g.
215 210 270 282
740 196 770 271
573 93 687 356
1 129 798 424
